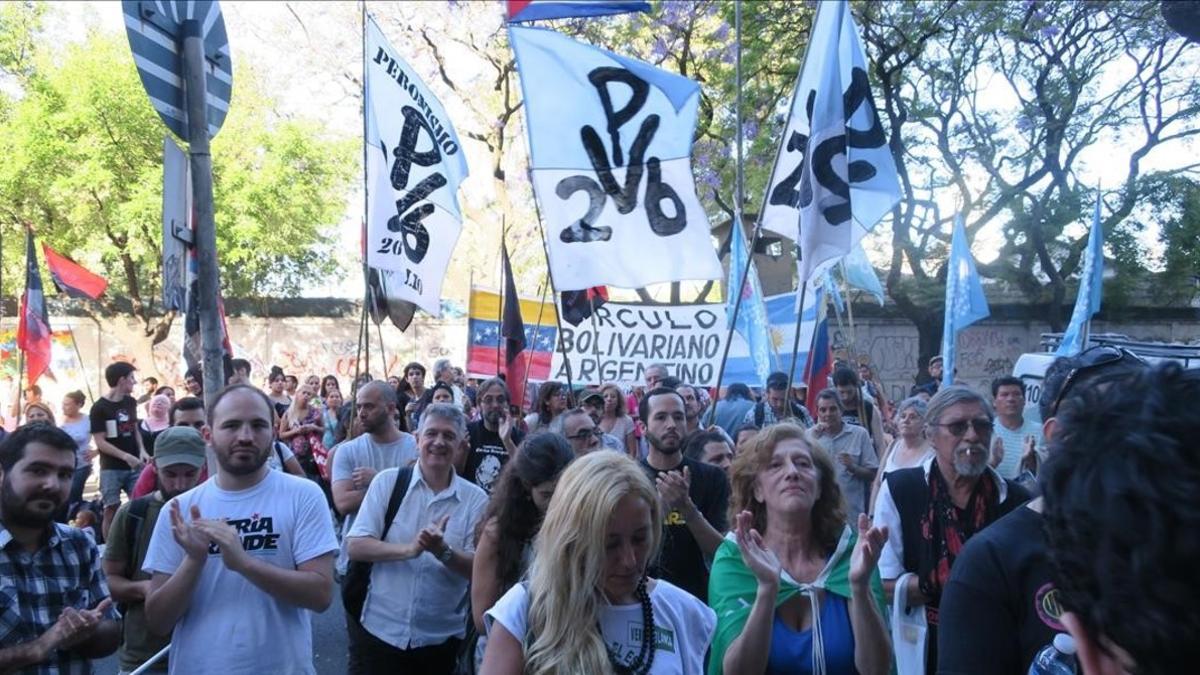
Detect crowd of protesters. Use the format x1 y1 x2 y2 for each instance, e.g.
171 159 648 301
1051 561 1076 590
0 346 1196 675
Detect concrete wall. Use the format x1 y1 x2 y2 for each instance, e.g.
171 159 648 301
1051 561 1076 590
2 312 1196 422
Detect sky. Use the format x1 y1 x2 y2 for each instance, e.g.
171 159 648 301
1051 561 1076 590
44 1 1198 299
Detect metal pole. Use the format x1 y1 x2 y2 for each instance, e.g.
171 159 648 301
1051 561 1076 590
377 320 388 377
357 1 370 392
496 214 507 376
65 321 95 403
527 171 576 398
181 20 224 412
784 280 810 396
522 276 549 406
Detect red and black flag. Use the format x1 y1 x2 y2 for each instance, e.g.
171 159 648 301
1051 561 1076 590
17 230 53 386
42 244 108 300
559 286 608 326
501 245 530 408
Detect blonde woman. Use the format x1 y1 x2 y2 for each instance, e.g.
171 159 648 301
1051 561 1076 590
481 452 716 674
23 401 56 426
278 384 324 481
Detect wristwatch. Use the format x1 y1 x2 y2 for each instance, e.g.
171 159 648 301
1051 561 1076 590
437 544 454 564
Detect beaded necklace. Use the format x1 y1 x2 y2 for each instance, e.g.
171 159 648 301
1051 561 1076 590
606 576 656 675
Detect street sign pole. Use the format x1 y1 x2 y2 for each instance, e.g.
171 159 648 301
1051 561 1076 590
180 19 224 413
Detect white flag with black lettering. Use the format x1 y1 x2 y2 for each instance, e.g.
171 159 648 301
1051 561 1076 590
509 26 722 291
761 1 900 283
365 16 468 316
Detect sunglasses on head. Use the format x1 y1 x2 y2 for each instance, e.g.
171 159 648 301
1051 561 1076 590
1049 346 1145 418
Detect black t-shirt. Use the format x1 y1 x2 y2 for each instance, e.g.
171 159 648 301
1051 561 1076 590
90 395 140 471
937 505 1063 675
841 399 875 435
639 455 730 603
464 420 524 495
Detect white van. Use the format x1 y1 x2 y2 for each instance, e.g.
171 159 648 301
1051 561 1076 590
1013 333 1200 427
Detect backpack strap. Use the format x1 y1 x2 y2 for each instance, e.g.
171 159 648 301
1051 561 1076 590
754 401 765 427
124 495 155 579
380 466 415 541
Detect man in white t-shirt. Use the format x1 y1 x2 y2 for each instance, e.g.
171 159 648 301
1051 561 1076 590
988 376 1043 480
141 385 338 675
331 381 417 577
345 403 488 673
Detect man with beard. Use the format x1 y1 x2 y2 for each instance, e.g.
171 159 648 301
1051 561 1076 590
141 385 338 674
638 387 729 602
103 427 207 674
874 386 1030 674
346 403 487 672
676 383 704 435
937 347 1147 675
463 378 522 495
331 382 417 579
0 424 120 672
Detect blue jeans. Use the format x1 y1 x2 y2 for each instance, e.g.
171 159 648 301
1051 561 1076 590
69 465 91 507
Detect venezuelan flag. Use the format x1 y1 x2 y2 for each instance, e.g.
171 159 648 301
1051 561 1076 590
466 288 558 381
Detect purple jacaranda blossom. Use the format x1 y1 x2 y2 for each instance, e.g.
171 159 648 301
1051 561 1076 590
710 23 730 42
1040 25 1061 39
742 120 759 141
651 37 669 60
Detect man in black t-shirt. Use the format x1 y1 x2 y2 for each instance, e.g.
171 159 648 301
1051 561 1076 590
463 378 523 494
638 387 729 602
90 361 147 540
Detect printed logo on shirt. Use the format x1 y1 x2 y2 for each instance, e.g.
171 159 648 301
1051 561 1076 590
1034 582 1066 631
472 446 506 493
208 514 281 555
628 624 676 653
663 509 688 526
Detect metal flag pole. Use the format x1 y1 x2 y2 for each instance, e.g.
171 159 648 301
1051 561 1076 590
352 0 369 409
377 321 388 378
783 278 809 395
65 321 95 403
527 170 576 399
588 301 604 383
496 214 507 375
522 275 550 406
709 0 821 424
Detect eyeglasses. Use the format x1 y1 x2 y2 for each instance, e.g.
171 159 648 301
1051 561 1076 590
931 418 993 437
1049 346 1145 417
566 428 603 441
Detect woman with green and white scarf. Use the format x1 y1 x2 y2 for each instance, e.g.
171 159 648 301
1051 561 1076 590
708 423 892 675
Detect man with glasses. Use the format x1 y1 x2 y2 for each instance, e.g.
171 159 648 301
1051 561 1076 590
937 346 1146 675
463 379 522 494
874 386 1032 674
551 408 606 455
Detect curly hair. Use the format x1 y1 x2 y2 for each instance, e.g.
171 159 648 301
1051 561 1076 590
1041 362 1200 675
728 423 846 554
477 432 573 592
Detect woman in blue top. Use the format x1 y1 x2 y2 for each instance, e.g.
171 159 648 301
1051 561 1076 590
707 423 891 675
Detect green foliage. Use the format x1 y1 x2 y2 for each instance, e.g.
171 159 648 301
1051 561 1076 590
0 24 353 330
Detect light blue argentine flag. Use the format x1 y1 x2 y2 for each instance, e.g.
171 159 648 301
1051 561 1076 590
941 215 990 388
1055 191 1104 356
727 223 776 386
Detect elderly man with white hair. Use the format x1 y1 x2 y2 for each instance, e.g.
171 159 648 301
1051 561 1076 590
873 386 1032 674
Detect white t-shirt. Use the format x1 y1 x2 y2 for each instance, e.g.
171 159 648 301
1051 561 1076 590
992 416 1043 479
141 470 339 675
485 579 716 674
330 433 418 573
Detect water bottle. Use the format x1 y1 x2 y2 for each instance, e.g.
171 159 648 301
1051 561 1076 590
1028 633 1078 675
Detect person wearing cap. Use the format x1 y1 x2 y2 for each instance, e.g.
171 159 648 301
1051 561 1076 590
578 392 625 452
103 426 207 674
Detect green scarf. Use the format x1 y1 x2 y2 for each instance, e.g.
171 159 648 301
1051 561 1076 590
706 526 888 675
